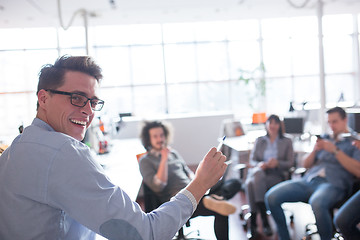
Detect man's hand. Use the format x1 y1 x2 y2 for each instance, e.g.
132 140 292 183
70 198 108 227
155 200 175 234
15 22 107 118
313 139 323 152
257 158 278 170
352 140 360 149
315 139 337 153
156 146 170 184
160 147 170 159
186 147 227 203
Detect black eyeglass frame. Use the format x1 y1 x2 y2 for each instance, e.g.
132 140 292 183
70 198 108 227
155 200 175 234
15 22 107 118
45 89 104 111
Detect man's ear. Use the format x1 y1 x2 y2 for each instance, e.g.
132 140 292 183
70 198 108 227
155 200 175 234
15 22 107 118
37 89 49 109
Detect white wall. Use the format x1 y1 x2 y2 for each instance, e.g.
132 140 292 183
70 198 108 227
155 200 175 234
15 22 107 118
115 112 234 165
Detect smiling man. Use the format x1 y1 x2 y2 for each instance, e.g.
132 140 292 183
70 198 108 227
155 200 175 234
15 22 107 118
0 55 227 240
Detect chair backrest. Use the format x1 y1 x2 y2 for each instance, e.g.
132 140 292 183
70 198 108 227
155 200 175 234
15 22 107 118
220 118 245 138
219 119 245 159
136 152 147 163
143 183 163 213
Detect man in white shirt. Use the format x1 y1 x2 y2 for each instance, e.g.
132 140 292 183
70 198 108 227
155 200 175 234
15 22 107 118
0 55 227 240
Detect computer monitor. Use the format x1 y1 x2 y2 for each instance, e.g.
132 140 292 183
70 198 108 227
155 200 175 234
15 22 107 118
283 117 304 134
347 111 360 133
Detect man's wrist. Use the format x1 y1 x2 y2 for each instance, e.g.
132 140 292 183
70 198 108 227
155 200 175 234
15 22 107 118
333 147 340 155
179 189 197 212
185 180 208 204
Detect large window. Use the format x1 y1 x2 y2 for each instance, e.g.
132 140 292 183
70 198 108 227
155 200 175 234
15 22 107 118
0 14 359 138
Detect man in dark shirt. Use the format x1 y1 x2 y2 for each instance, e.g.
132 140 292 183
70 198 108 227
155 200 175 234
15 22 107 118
139 120 236 240
266 107 360 240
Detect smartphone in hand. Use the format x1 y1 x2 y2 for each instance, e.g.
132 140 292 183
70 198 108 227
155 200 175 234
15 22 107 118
316 135 323 139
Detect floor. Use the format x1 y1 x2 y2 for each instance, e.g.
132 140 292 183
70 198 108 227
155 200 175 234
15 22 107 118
132 187 320 240
96 147 322 240
169 159 322 240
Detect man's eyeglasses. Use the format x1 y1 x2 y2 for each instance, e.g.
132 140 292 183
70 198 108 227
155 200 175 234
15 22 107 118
46 89 104 111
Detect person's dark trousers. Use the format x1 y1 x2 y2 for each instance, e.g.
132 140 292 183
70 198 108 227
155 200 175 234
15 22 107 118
257 202 272 236
192 197 229 240
247 212 258 239
334 190 360 240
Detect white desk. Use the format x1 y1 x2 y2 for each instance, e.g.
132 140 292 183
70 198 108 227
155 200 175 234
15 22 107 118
222 130 266 152
96 138 145 201
292 139 314 154
224 136 254 152
224 132 314 154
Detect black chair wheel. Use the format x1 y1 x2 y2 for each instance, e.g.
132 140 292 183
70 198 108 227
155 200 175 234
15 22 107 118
242 222 248 231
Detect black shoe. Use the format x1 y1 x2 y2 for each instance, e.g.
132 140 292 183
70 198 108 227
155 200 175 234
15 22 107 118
263 224 273 236
246 225 258 240
247 213 258 240
257 202 273 236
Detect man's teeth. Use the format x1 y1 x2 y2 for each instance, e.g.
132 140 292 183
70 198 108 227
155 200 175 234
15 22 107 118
70 119 86 126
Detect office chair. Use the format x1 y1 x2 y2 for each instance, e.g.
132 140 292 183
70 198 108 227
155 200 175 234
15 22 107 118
218 118 245 160
239 151 297 237
218 118 248 192
136 153 202 240
142 183 203 240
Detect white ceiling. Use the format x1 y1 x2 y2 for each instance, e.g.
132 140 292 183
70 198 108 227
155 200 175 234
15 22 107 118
0 0 360 28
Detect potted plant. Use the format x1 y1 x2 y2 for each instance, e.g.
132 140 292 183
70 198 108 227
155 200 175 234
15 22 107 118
238 62 266 114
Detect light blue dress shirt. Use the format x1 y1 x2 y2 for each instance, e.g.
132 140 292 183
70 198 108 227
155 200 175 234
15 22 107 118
263 136 279 163
0 118 195 240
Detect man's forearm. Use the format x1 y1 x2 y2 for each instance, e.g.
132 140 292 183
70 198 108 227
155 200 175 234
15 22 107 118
335 151 360 178
185 179 208 203
303 150 316 168
156 157 168 183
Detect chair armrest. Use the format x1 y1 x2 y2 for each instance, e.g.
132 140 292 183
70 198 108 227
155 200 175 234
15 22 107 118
293 167 307 177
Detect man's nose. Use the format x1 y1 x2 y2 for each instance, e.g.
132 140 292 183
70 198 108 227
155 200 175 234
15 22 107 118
82 100 94 115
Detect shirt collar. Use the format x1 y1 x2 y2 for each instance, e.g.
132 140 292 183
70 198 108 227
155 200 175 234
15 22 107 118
150 148 161 157
32 118 55 132
265 135 279 144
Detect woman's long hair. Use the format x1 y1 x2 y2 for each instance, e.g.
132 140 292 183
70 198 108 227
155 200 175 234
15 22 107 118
266 114 284 139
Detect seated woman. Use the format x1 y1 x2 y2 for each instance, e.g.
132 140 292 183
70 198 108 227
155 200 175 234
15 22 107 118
245 114 294 239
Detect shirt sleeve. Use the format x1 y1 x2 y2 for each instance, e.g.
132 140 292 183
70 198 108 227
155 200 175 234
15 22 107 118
46 140 195 240
153 175 167 190
139 154 167 193
172 151 195 179
179 189 197 211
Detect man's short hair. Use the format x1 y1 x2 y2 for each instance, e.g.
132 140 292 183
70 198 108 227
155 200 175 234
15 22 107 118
140 121 172 151
36 55 103 109
326 106 347 119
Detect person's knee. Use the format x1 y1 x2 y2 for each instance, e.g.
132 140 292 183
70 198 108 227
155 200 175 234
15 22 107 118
265 187 280 209
252 169 265 182
245 178 252 188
